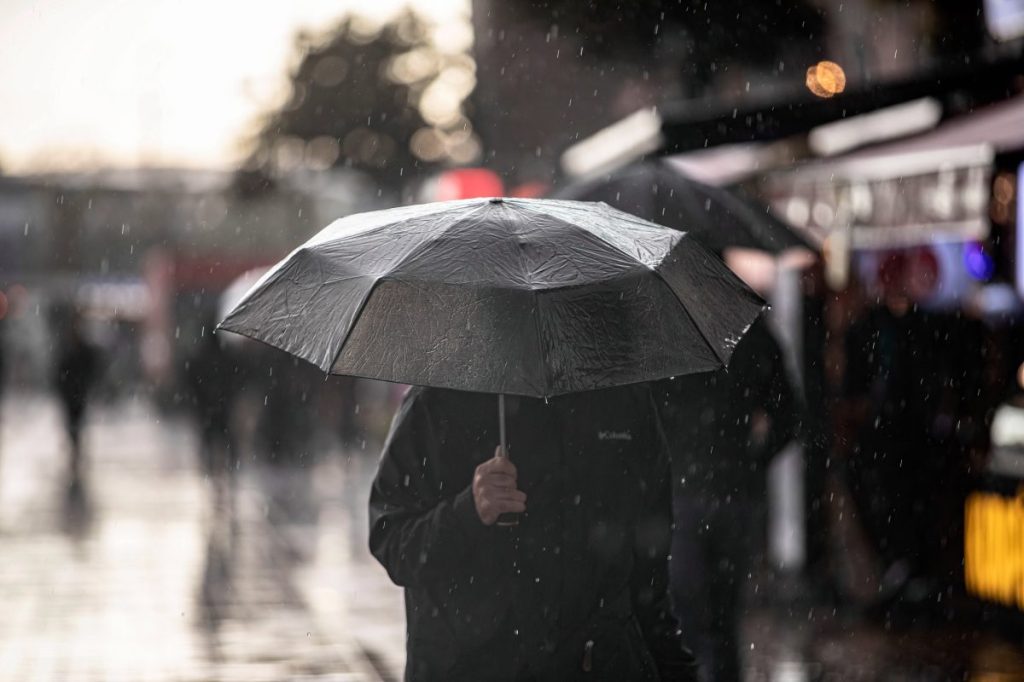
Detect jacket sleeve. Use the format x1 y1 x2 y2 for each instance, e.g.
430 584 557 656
368 388 489 588
631 399 699 682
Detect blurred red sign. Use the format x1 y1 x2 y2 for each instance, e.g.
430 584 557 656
876 247 940 300
173 255 276 291
509 181 550 198
434 168 504 201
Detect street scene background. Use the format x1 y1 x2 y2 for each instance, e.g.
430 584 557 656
2 0 1024 680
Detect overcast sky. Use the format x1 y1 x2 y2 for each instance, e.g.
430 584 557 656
0 0 469 173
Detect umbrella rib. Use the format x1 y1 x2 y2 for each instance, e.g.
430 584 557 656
502 201 552 393
322 203 492 373
387 202 495 277
530 289 553 395
669 278 732 368
322 275 382 374
535 202 677 271
549 196 758 367
308 197 488 249
654 250 761 368
530 212 661 276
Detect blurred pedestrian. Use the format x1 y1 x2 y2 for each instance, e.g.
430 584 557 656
0 315 5 463
798 260 837 597
839 251 988 620
185 319 239 502
335 375 361 450
252 348 320 467
657 315 799 682
370 384 698 681
53 312 101 482
0 316 5 411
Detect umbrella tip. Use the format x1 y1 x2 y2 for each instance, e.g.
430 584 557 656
489 197 504 204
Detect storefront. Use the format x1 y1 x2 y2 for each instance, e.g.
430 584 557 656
762 93 1024 628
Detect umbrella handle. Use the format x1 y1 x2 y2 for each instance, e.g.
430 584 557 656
496 393 519 527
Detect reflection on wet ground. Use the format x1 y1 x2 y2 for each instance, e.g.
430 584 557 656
0 393 1021 681
745 608 1024 681
0 394 402 681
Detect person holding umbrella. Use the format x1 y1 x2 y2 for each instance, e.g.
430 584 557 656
368 278 700 680
220 197 764 681
372 383 695 680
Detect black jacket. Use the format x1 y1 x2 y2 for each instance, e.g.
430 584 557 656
369 384 698 681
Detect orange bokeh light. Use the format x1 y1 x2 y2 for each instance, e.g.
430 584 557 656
806 61 846 98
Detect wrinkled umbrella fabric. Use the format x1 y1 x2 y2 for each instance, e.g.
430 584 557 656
219 197 764 398
552 160 813 254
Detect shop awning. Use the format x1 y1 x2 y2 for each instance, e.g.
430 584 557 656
841 92 1024 159
561 55 1023 183
657 55 1024 153
759 94 1024 251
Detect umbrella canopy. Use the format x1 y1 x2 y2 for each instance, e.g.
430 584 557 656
218 197 764 398
218 266 270 324
552 160 813 254
216 266 271 346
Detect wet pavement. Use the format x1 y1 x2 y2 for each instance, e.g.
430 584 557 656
0 393 405 682
744 602 1024 681
1 392 1023 681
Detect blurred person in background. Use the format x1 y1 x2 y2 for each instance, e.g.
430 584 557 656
335 376 362 451
0 314 5 461
658 312 799 682
839 250 988 623
658 244 801 682
186 316 240 507
798 259 838 599
0 314 5 397
53 310 102 484
257 352 321 466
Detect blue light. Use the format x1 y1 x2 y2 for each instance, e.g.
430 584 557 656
964 242 995 281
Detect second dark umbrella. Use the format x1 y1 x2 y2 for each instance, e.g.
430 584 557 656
552 159 813 254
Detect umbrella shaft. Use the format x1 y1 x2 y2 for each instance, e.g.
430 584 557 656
498 394 508 458
496 392 518 527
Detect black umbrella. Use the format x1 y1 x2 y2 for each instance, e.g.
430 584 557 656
552 159 813 254
219 198 763 517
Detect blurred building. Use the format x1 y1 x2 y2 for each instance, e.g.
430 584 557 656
483 0 1024 637
0 167 377 395
470 0 996 189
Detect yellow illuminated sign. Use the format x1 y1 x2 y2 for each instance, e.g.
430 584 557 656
965 489 1024 610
